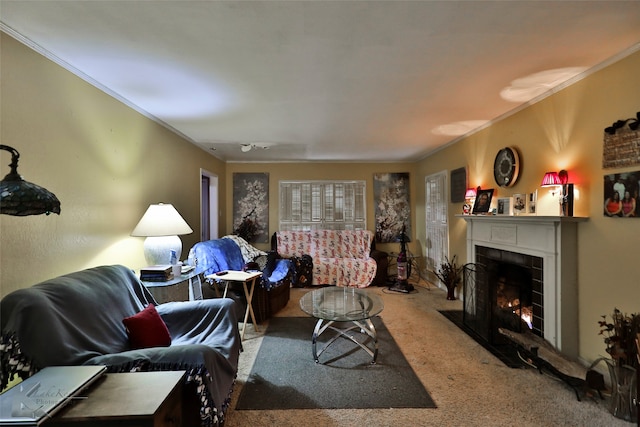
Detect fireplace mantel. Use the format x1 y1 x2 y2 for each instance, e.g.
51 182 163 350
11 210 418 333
459 215 588 358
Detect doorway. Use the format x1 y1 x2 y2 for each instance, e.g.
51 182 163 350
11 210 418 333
200 170 218 241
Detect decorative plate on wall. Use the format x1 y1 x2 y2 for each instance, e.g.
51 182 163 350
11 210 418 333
493 147 520 187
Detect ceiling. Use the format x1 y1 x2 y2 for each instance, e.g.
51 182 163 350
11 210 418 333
2 1 640 163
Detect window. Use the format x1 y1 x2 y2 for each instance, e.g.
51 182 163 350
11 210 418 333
279 180 366 230
424 171 449 285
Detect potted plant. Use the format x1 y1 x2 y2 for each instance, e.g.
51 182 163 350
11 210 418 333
597 308 640 422
433 255 463 300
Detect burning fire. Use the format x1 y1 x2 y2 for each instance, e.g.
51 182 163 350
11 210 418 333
502 298 534 330
514 305 533 329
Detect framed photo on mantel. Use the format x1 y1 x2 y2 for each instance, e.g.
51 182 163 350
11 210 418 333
496 197 512 215
528 191 538 215
513 193 526 215
472 188 494 214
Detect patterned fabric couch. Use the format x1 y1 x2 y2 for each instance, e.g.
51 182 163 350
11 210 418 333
273 230 378 288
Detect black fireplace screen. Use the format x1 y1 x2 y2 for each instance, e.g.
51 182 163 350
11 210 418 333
463 246 543 347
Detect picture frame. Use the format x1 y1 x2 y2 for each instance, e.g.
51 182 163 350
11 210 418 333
496 197 512 215
450 167 467 203
472 188 494 214
374 172 411 242
233 172 269 243
513 193 526 215
604 170 639 217
528 190 538 215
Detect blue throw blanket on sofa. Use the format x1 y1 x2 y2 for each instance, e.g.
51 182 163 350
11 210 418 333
0 265 241 427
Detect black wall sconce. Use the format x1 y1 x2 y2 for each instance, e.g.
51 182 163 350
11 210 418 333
0 145 61 216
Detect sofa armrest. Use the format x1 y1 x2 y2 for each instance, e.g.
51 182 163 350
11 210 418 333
157 299 239 340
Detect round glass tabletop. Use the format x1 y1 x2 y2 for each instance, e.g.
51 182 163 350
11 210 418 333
299 286 384 322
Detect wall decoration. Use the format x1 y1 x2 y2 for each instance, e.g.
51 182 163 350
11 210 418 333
374 172 411 242
450 167 467 203
472 188 493 214
602 112 640 169
496 197 512 215
493 147 521 187
604 171 639 217
233 173 269 243
528 191 537 215
513 193 526 215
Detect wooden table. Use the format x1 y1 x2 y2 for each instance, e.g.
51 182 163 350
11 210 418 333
207 270 262 339
47 371 188 427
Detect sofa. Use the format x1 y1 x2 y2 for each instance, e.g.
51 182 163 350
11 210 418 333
188 235 293 323
0 265 240 427
273 229 379 288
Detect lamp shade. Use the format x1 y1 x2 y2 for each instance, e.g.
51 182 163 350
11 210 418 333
131 203 193 237
0 145 61 216
131 203 193 266
464 188 477 198
541 172 561 187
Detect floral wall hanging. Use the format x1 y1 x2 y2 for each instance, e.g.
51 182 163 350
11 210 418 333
374 172 411 243
233 173 269 243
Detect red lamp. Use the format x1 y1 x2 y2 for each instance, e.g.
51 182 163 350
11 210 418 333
541 172 561 187
541 170 573 216
464 188 477 199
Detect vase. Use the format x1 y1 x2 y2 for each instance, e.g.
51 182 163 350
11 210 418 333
605 359 638 423
446 286 456 300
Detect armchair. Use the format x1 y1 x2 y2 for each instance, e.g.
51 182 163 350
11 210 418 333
188 236 293 323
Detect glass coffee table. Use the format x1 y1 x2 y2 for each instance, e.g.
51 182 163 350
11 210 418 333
299 286 384 364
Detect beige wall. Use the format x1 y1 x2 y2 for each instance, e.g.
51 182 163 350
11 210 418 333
417 49 640 365
225 162 418 255
2 30 639 366
0 33 226 295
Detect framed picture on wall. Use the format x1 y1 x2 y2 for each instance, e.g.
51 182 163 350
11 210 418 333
472 188 494 214
233 172 269 243
604 170 639 217
374 172 411 242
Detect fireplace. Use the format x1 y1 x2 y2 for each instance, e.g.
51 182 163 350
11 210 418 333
463 246 543 349
460 215 585 359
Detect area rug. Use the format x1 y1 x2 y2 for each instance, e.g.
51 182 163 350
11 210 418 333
235 316 436 410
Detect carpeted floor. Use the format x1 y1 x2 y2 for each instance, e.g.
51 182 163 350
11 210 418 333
235 316 436 410
225 284 630 427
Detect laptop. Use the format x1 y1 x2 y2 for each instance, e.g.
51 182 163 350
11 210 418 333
0 365 107 426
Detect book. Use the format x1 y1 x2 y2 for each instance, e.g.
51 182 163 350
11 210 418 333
140 265 173 281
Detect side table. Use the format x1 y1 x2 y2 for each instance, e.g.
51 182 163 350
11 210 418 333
207 270 263 339
141 267 204 304
46 371 190 427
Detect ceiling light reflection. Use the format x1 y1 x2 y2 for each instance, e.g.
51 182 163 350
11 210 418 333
431 120 489 136
500 67 587 103
78 56 236 119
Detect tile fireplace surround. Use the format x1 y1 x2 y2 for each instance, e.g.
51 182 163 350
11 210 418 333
460 215 587 359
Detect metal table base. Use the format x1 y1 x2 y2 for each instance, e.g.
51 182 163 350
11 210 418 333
312 318 378 364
